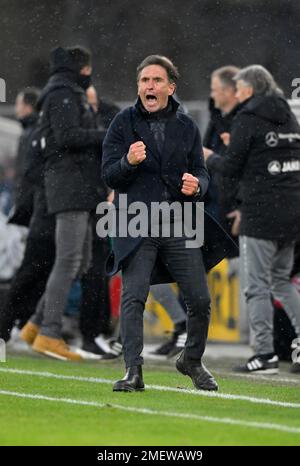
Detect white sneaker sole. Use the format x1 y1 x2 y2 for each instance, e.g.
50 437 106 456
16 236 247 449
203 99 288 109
33 348 82 361
42 350 68 361
72 348 102 360
251 368 279 375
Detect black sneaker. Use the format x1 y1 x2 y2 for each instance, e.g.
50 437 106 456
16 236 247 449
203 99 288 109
101 338 123 360
233 354 279 374
151 325 187 357
82 339 106 356
290 362 300 373
168 332 187 358
150 333 176 356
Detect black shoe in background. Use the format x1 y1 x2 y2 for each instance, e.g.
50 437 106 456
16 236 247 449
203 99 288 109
168 332 187 358
151 334 176 356
101 337 123 360
82 338 106 356
151 321 186 356
290 362 300 373
233 353 279 374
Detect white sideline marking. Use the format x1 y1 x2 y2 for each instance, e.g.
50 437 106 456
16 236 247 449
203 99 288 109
0 389 299 435
1 367 300 409
214 369 300 385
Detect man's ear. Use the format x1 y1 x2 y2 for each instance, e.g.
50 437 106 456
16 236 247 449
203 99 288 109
168 83 176 96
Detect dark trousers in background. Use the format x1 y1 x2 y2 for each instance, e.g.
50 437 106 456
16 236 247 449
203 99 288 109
80 213 112 339
121 235 211 367
31 211 92 339
0 219 55 341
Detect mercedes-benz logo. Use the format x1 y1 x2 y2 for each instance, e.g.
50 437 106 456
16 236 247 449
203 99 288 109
268 160 281 175
265 131 278 147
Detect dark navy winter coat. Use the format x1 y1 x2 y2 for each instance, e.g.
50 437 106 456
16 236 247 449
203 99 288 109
102 97 237 283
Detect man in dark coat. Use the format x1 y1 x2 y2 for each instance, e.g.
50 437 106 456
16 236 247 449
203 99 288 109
0 111 55 342
0 87 55 342
79 85 120 354
12 87 40 225
102 55 235 392
203 66 242 244
21 46 104 361
205 65 300 374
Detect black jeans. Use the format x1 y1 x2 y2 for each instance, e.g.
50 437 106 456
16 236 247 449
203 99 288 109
121 235 211 367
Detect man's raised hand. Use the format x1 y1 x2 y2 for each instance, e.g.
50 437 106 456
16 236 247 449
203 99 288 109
127 141 146 165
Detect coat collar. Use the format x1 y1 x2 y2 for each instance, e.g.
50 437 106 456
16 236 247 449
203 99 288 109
131 96 186 163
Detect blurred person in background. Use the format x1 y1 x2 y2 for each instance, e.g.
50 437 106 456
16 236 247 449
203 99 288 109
204 65 300 374
0 87 55 343
20 46 104 361
0 165 14 216
204 66 241 242
79 85 120 356
13 87 40 222
0 83 119 355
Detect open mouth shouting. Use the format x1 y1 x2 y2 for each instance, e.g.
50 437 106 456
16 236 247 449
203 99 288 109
144 93 158 110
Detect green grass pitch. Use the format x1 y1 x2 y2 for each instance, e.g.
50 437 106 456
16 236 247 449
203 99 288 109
0 354 300 446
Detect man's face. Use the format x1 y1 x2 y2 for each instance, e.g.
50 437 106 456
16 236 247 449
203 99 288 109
138 64 176 113
80 65 92 76
15 94 33 120
211 75 236 110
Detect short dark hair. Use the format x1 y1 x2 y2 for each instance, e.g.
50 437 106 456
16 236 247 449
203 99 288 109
18 87 40 110
212 66 240 89
67 45 92 71
137 55 179 83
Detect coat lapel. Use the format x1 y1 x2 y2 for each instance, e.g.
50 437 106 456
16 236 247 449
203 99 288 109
130 99 185 164
131 109 160 163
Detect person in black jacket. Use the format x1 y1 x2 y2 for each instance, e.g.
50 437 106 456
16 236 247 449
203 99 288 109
0 87 54 343
79 85 120 354
0 138 55 344
101 55 235 392
12 87 40 224
204 65 300 374
204 66 241 243
21 46 104 361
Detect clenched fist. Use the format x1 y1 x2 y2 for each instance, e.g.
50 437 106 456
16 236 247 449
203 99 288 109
181 172 200 196
127 141 146 165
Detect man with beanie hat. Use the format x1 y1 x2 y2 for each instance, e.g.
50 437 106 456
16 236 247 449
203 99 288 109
21 46 105 360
